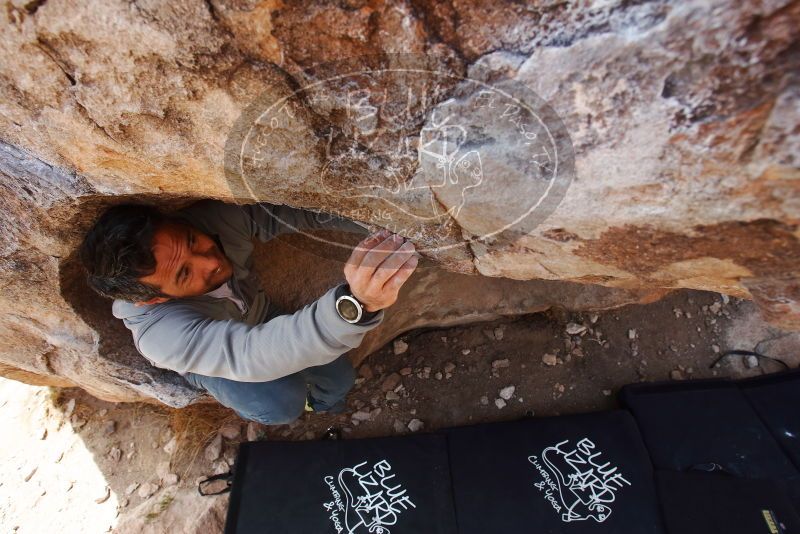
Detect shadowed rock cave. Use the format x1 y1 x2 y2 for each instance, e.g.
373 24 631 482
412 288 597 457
55 196 666 408
58 196 210 407
56 195 378 407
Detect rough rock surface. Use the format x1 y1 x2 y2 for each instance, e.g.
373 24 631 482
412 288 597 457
0 0 797 405
253 232 666 369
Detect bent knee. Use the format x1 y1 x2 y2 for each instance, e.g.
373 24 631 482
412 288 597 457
244 398 305 426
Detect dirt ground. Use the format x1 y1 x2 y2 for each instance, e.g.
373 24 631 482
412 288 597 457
1 289 798 533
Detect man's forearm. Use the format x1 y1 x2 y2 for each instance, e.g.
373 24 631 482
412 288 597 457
135 283 383 382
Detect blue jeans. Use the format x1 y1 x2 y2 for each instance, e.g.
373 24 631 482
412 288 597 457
183 355 355 425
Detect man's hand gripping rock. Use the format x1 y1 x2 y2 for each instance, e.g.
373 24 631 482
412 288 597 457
344 229 420 312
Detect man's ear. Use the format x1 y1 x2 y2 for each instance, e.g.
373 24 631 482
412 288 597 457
134 296 171 307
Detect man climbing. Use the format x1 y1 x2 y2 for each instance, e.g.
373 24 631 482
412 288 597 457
78 199 419 425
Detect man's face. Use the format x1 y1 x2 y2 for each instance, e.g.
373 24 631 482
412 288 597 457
135 219 234 306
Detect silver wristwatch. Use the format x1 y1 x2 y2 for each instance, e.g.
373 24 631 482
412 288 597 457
334 284 379 324
335 294 364 324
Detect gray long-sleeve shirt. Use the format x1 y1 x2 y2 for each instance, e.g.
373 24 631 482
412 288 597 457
112 199 384 382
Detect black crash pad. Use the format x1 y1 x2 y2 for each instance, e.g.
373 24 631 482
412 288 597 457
446 410 665 534
620 378 797 479
224 433 458 534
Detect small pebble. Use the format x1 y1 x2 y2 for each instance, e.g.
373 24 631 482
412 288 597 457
204 434 223 462
407 419 424 432
137 482 159 500
163 437 178 455
566 323 587 335
246 422 262 442
23 466 37 482
493 327 505 341
352 410 372 422
95 486 111 504
381 373 402 392
213 460 230 475
220 423 241 440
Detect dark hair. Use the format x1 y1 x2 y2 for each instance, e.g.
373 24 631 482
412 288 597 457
79 204 174 302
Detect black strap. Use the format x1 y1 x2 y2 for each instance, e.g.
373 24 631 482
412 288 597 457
689 462 731 474
197 470 234 496
709 349 789 370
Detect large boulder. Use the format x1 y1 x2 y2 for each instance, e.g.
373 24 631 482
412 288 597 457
0 0 797 405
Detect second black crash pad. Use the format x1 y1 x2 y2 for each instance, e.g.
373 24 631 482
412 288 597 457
446 410 665 534
656 470 800 534
619 378 798 480
740 369 800 472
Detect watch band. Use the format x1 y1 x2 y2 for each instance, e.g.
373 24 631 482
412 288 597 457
334 284 380 324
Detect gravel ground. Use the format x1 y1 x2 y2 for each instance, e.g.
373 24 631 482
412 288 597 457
1 289 797 533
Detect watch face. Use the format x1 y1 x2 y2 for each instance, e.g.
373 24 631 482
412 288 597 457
337 298 360 321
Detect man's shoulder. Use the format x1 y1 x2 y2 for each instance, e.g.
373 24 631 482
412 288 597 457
175 199 253 242
112 298 147 321
111 298 202 325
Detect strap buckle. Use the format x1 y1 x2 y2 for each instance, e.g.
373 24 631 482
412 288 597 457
197 471 233 496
